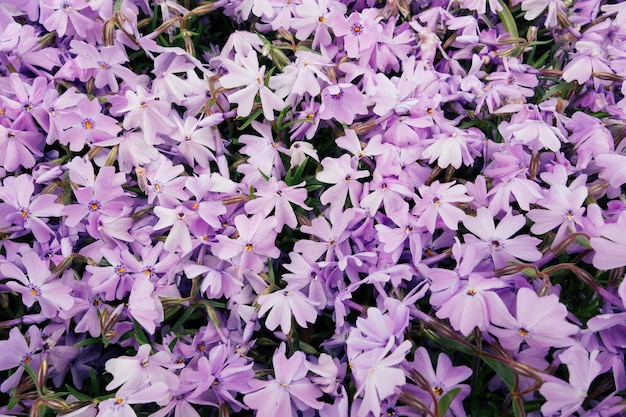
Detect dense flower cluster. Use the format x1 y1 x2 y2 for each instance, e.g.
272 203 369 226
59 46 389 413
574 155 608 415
1 0 626 416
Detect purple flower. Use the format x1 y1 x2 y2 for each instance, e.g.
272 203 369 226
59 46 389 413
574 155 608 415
413 180 473 234
0 326 43 393
213 214 280 274
540 345 603 416
0 174 63 242
318 83 366 125
58 97 121 151
350 339 411 417
463 208 542 268
219 51 285 121
70 40 137 93
489 287 579 350
245 178 311 230
590 212 626 270
435 273 507 336
406 347 472 417
0 122 43 172
257 288 319 334
1 251 74 318
317 154 369 208
97 383 171 417
105 344 181 392
331 9 380 59
181 343 254 410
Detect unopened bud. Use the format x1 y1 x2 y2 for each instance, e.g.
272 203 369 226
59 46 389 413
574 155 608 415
37 359 48 390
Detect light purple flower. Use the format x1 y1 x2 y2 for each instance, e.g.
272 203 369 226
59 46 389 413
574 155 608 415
257 288 319 334
463 208 542 268
318 83 366 125
489 287 579 350
1 251 74 318
244 343 323 417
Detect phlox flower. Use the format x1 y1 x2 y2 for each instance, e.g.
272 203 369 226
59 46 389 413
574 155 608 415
421 127 480 169
406 347 472 417
595 153 626 189
127 278 163 335
170 116 218 169
244 343 323 417
0 122 43 172
257 287 319 334
213 214 280 274
527 182 587 248
70 41 136 93
141 156 189 208
153 202 203 254
562 33 613 88
113 85 175 145
0 174 63 243
245 178 311 231
1 251 74 318
58 97 121 151
105 344 181 392
520 0 566 29
86 246 142 301
294 207 354 262
317 154 369 208
435 273 508 336
413 180 473 234
291 0 346 49
181 343 254 410
590 212 626 270
0 326 43 393
238 121 289 177
62 165 132 230
350 339 411 417
331 9 381 59
40 0 99 40
219 52 285 121
489 287 579 351
318 83 366 125
459 0 502 14
462 208 542 268
539 345 603 416
97 382 170 417
347 300 409 357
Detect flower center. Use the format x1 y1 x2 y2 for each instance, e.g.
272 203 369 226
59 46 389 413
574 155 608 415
351 23 363 35
518 328 529 337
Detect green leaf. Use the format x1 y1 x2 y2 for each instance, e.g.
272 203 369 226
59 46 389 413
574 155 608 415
132 317 150 346
7 395 20 410
73 338 103 348
237 108 264 131
482 356 516 391
90 368 101 397
172 304 199 332
513 397 525 417
438 387 462 417
497 0 519 38
285 157 308 186
65 384 92 402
